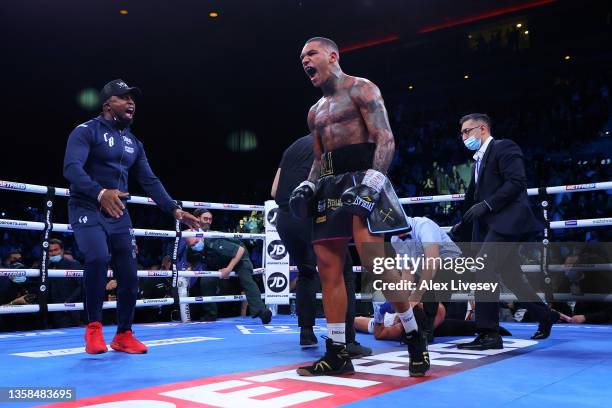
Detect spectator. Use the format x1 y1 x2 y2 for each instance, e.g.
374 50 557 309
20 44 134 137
181 210 219 321
48 238 83 328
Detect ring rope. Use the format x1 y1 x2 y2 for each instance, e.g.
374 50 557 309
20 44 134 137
0 180 264 212
398 181 612 204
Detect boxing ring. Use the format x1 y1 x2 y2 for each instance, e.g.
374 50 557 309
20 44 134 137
0 179 611 407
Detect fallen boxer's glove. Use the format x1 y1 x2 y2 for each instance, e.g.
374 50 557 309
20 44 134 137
289 180 316 219
341 169 387 217
374 301 395 324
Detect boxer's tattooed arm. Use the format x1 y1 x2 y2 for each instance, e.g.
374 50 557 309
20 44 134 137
307 158 322 184
307 106 323 184
351 80 395 173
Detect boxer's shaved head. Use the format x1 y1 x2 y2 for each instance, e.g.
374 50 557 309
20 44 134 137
305 37 339 58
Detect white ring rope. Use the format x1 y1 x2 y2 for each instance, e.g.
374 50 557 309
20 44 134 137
399 181 612 204
2 179 610 209
3 263 610 279
5 290 612 314
0 268 265 278
2 217 610 237
0 219 264 240
0 180 264 212
0 217 612 239
0 293 372 314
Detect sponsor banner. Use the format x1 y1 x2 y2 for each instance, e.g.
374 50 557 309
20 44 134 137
263 200 289 305
566 183 596 191
592 218 612 225
0 180 27 191
44 338 539 407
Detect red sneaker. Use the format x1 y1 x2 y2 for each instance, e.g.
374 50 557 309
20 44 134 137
111 330 148 354
85 322 108 354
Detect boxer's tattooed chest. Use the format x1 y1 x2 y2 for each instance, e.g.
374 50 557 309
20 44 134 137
314 92 369 151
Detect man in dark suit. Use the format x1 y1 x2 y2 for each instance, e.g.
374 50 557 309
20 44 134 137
452 113 558 350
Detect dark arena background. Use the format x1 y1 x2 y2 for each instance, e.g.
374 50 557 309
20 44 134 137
0 1 611 407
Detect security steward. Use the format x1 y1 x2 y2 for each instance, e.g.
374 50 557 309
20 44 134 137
186 209 273 324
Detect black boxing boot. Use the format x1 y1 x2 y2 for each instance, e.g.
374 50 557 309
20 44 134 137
296 337 354 376
400 306 430 377
289 181 316 219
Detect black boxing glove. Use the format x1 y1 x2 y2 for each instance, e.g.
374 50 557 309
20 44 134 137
289 180 316 219
341 169 386 218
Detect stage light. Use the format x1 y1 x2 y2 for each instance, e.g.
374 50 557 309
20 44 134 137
209 11 218 18
408 85 414 90
516 23 522 28
564 55 571 60
227 130 257 152
464 74 469 79
524 30 529 35
77 88 99 111
119 10 128 15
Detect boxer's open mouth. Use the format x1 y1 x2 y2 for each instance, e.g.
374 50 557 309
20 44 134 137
305 66 317 78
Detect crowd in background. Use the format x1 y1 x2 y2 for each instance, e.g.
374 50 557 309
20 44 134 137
1 66 611 331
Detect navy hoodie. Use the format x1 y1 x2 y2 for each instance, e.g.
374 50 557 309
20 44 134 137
63 115 177 214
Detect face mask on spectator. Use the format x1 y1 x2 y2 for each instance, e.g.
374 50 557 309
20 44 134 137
10 275 26 284
463 135 481 150
49 255 62 263
192 240 204 252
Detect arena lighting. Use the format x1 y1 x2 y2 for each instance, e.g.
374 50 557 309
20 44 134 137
209 11 219 17
419 0 556 33
516 23 523 28
340 34 400 53
524 30 529 34
227 130 258 152
464 74 469 79
408 85 414 90
565 55 571 60
119 9 128 15
77 88 99 111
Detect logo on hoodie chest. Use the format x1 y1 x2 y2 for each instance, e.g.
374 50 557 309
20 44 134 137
122 136 135 154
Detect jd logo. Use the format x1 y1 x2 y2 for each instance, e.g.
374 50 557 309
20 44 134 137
267 272 288 292
266 208 278 227
267 240 287 260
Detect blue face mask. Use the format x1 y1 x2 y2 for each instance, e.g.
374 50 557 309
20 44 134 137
49 255 62 263
192 241 204 252
10 275 26 284
463 135 481 151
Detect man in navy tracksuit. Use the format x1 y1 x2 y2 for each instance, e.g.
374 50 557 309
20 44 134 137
63 79 199 354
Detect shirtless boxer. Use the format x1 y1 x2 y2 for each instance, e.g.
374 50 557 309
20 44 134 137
291 37 429 377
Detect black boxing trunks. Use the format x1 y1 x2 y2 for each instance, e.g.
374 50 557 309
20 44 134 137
312 143 409 243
